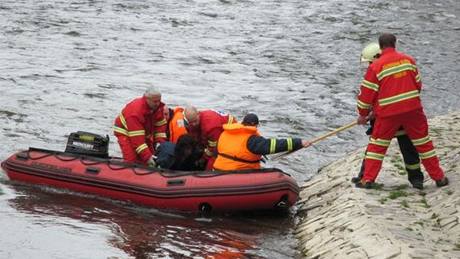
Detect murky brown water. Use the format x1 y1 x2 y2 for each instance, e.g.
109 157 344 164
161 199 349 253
1 0 459 258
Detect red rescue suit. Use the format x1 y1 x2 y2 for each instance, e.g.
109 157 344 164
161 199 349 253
113 96 167 164
187 110 237 170
357 48 444 182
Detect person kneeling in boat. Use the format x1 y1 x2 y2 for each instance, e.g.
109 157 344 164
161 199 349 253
213 113 311 171
113 87 168 167
155 134 203 171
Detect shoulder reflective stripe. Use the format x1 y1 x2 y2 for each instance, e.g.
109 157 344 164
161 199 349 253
287 138 293 151
405 163 420 170
114 126 128 135
411 136 430 146
419 150 436 159
395 130 406 136
154 119 167 127
378 90 419 106
361 80 379 91
357 100 371 109
128 130 145 137
365 151 385 161
377 63 417 80
415 74 421 83
119 113 128 129
269 139 276 154
369 137 391 147
154 132 167 138
135 143 148 154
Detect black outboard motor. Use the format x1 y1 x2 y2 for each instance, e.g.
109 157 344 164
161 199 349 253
65 131 109 158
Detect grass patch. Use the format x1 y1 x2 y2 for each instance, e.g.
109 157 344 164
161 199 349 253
420 197 430 208
400 200 409 208
388 190 409 200
379 198 387 204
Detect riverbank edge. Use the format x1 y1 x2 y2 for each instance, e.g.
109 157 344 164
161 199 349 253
295 112 460 258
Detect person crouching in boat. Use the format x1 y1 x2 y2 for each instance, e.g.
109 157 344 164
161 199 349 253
162 104 189 144
113 87 168 167
183 106 238 170
155 134 203 171
213 113 311 171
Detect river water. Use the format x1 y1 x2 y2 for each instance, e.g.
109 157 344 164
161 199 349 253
1 0 459 258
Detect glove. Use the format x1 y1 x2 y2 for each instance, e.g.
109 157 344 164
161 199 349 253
147 156 156 167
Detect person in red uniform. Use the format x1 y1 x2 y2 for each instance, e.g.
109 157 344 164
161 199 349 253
183 106 237 170
113 87 167 166
213 113 311 171
351 42 425 189
355 33 449 188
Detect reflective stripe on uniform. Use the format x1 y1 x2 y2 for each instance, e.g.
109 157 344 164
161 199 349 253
377 63 417 81
361 80 379 91
129 130 145 137
365 151 385 161
114 126 128 135
405 163 421 170
419 150 436 159
228 115 235 124
378 90 419 106
208 140 217 148
204 148 213 157
415 73 421 83
369 137 391 147
154 132 167 138
287 138 293 151
154 119 167 127
119 113 128 129
357 100 371 109
135 143 148 154
269 139 276 154
411 136 430 146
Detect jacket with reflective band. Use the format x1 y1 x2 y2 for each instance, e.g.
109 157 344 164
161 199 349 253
113 97 167 162
168 107 188 143
357 48 422 118
188 109 237 158
214 123 262 171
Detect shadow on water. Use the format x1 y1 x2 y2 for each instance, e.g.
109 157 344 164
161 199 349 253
4 181 298 258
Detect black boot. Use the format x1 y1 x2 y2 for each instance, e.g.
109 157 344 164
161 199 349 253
436 177 449 187
407 169 424 190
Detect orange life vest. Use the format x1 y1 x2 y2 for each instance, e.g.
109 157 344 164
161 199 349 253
213 123 262 171
168 107 188 143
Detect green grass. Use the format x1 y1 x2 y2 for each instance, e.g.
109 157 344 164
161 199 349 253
400 200 409 208
420 197 430 208
388 190 409 200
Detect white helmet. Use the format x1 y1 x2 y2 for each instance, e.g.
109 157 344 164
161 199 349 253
360 42 381 63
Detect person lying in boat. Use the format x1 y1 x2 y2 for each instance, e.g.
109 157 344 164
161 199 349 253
182 105 237 170
113 87 168 167
213 113 311 171
155 134 204 171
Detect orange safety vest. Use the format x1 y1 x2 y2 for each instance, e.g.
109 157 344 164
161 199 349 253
168 107 188 143
213 123 262 171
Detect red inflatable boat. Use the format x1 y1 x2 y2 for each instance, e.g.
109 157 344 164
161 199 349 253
1 148 299 213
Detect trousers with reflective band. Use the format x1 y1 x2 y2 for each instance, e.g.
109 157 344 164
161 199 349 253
362 109 444 182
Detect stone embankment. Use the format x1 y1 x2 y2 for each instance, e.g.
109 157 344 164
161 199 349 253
296 113 460 259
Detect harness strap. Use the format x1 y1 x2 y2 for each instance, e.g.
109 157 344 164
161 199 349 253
217 152 261 164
